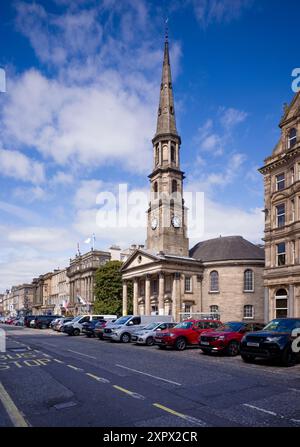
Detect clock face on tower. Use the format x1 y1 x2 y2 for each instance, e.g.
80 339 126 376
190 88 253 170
171 215 181 228
151 217 158 230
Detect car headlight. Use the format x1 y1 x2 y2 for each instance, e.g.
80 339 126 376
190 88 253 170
217 336 225 340
265 336 281 342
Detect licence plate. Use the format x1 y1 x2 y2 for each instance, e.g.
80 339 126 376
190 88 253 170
247 342 259 347
201 341 210 346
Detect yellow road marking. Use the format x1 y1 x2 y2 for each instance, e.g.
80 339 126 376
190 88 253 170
0 382 28 427
86 373 110 383
113 385 145 400
67 364 83 371
153 403 206 426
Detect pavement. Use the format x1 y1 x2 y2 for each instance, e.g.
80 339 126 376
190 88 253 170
0 324 300 427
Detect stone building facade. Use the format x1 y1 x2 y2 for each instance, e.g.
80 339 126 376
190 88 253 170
121 35 265 322
66 249 111 315
259 91 300 320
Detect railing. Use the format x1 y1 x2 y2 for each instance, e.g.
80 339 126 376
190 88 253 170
179 312 221 322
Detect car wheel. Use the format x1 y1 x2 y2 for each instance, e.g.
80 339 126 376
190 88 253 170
201 348 211 355
146 336 154 346
281 346 296 367
175 337 187 351
73 328 80 336
97 335 103 340
227 341 240 356
241 354 256 363
120 333 131 343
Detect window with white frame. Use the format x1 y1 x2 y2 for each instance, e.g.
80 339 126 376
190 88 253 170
276 173 285 191
277 242 286 266
183 303 192 314
288 128 297 149
244 305 254 319
209 271 219 292
276 203 285 227
184 276 192 292
244 269 254 292
275 289 288 318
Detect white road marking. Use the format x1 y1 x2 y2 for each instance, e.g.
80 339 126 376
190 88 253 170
86 373 110 383
53 358 64 364
289 388 300 393
67 364 83 371
67 350 96 359
243 404 277 416
116 364 181 386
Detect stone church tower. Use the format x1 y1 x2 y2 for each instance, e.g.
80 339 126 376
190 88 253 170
146 34 189 257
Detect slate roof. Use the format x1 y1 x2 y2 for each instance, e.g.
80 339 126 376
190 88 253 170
189 236 264 263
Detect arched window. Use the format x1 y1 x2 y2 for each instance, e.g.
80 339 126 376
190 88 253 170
244 269 254 292
288 128 297 149
275 288 288 318
153 182 158 199
210 271 219 292
171 145 176 163
210 305 219 314
155 145 159 165
172 179 177 193
244 305 254 319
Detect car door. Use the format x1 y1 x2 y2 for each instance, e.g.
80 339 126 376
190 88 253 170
190 322 203 344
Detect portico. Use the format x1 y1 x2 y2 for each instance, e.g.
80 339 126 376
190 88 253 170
121 249 203 321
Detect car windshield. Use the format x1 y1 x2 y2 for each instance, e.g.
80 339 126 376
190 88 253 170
71 316 82 322
114 316 131 325
142 323 159 330
263 319 300 332
218 322 244 332
174 321 193 329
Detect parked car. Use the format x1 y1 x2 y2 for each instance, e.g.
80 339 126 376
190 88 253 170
14 317 24 326
54 317 73 332
132 322 177 346
94 320 115 339
154 319 222 351
33 315 61 329
24 315 36 328
103 315 174 343
82 319 106 338
240 318 300 366
199 321 265 356
64 315 117 336
50 318 62 329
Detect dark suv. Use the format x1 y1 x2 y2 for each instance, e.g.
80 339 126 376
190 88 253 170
34 315 60 329
240 318 300 366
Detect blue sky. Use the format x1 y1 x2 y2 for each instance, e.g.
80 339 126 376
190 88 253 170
0 0 299 291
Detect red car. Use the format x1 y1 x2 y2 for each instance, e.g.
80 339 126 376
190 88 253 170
154 319 222 351
199 321 265 356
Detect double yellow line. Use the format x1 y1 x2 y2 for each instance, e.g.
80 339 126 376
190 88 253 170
0 382 28 427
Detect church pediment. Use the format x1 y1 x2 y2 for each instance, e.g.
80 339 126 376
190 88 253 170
121 249 159 271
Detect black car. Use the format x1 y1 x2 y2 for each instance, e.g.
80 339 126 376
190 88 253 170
34 315 61 329
82 319 106 338
240 318 300 366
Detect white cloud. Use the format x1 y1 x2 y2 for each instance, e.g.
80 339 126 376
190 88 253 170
51 171 74 185
13 186 48 202
0 146 45 184
7 226 74 252
219 107 248 130
191 0 254 27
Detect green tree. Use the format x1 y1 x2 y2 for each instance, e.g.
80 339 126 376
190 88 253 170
93 260 133 316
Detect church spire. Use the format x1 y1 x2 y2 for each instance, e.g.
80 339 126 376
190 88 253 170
155 30 178 138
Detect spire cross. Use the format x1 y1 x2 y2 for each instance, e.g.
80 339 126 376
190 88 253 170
165 18 169 42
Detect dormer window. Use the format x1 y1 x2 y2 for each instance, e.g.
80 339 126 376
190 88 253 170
288 128 297 149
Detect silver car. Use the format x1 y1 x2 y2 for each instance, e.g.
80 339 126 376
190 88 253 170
131 322 177 346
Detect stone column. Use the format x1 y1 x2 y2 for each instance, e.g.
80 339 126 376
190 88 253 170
133 279 138 315
264 287 269 324
122 281 128 316
145 275 151 315
172 273 180 321
158 272 165 315
289 285 294 317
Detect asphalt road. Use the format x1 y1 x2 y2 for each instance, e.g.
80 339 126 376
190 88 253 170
1 324 300 427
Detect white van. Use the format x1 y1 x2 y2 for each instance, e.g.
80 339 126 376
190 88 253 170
102 315 174 343
63 314 117 336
